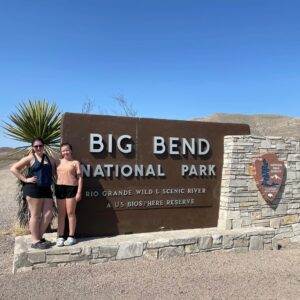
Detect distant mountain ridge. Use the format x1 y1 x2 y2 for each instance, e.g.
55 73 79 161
0 147 26 161
0 114 299 154
0 147 13 151
193 113 300 139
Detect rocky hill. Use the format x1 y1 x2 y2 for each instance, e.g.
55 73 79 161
0 147 28 168
193 113 300 139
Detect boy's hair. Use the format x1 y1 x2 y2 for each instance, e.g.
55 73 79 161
60 142 73 150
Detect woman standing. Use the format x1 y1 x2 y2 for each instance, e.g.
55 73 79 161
55 143 82 246
10 138 55 249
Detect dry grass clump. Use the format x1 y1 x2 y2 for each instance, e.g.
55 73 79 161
0 223 30 236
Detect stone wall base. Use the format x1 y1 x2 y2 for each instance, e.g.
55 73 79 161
13 227 297 273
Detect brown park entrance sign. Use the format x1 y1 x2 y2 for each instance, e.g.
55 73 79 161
61 113 250 236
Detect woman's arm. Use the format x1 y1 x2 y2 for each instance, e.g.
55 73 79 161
10 155 35 183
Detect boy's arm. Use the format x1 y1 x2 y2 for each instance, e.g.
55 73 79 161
75 161 83 202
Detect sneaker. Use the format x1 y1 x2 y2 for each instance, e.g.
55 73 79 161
31 240 51 250
64 237 77 246
56 237 65 247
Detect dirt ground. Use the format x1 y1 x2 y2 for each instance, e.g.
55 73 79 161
1 161 300 299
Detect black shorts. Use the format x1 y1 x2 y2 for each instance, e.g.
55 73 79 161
23 183 52 200
55 185 78 199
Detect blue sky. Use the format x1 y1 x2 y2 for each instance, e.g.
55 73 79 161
0 0 300 147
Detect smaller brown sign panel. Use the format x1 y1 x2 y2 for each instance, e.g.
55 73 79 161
252 153 285 204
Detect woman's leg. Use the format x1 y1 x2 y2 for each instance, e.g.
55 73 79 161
57 199 67 237
66 198 77 236
39 198 53 239
26 197 43 243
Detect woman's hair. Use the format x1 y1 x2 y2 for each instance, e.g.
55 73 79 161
60 142 73 150
32 137 45 146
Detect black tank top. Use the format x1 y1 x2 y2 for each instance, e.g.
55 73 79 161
27 154 52 187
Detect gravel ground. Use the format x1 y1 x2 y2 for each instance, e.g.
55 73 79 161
1 162 300 299
0 160 19 231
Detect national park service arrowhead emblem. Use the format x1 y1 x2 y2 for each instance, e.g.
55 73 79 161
252 153 285 204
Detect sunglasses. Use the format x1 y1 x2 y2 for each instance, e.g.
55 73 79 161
33 144 44 149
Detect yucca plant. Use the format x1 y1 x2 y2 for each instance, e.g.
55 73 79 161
1 99 62 227
2 99 61 156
